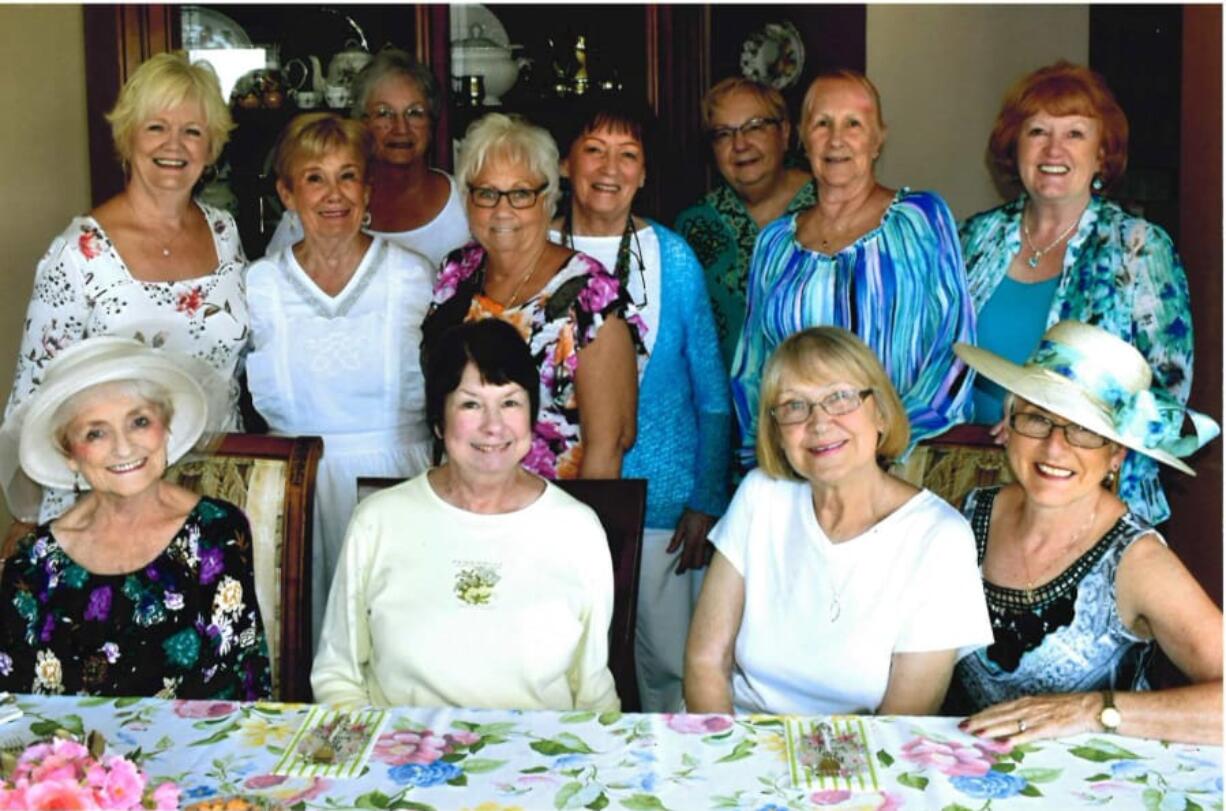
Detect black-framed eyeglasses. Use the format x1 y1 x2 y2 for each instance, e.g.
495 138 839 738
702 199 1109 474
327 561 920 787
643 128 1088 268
1009 411 1108 449
707 116 782 146
468 183 549 209
364 104 430 128
770 389 874 425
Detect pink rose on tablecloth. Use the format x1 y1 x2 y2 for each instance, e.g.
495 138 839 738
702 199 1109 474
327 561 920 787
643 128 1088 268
811 789 852 805
244 774 287 790
372 730 450 765
282 777 331 805
900 736 997 777
99 756 144 808
172 700 236 719
151 781 179 811
446 731 480 747
663 713 733 734
876 790 904 811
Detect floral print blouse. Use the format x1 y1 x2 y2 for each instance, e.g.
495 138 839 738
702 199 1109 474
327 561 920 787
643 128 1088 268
961 195 1194 524
426 243 649 480
5 200 249 429
0 497 271 700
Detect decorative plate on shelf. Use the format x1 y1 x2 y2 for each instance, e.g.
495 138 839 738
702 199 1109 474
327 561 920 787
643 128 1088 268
739 21 805 89
181 5 252 50
449 3 510 47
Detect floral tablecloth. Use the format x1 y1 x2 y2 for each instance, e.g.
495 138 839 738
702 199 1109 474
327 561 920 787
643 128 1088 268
7 694 1221 810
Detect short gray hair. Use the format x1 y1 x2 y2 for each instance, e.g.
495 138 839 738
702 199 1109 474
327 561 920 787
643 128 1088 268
456 113 561 217
350 49 440 120
52 380 175 457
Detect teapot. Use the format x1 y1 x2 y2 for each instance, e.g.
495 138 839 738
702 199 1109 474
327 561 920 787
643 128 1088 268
327 41 372 91
451 24 524 106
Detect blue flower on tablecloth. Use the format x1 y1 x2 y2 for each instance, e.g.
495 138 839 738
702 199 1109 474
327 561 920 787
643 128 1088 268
629 748 657 764
182 785 217 800
756 805 789 811
1158 792 1189 811
1110 760 1148 778
389 760 462 787
633 771 659 793
554 754 590 768
951 771 1028 799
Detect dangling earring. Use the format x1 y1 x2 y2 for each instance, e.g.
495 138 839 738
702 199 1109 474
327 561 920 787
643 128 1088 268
1103 464 1119 489
1092 175 1104 192
73 472 82 497
362 210 373 228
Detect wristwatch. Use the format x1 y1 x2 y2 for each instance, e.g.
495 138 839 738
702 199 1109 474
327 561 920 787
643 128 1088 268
1098 689 1122 732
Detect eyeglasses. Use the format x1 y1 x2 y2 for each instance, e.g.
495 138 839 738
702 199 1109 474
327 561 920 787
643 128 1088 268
365 104 430 129
707 117 782 146
770 389 874 425
1009 411 1108 449
468 183 549 209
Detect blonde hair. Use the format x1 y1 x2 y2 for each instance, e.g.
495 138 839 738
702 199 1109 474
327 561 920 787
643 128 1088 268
106 51 233 166
456 113 561 217
756 327 909 478
799 69 886 133
701 77 789 130
273 113 373 188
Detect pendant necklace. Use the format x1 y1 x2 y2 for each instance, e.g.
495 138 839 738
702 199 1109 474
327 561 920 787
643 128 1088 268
1019 505 1098 604
1021 205 1083 269
502 264 537 308
130 197 184 258
822 526 875 622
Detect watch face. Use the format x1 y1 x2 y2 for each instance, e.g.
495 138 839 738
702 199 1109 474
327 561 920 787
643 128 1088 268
1101 706 1122 730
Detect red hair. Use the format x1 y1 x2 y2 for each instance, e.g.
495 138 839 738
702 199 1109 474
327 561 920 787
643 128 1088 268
988 61 1129 189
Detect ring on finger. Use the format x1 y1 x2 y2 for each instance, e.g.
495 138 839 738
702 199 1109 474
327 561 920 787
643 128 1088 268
1017 718 1028 733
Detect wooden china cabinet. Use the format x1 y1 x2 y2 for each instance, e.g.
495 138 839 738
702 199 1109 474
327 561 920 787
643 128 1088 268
83 4 865 254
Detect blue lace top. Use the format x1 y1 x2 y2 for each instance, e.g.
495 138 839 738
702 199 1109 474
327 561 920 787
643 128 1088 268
945 487 1156 715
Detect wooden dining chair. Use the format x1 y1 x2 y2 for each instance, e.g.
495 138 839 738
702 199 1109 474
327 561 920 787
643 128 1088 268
356 476 648 712
166 433 322 703
893 424 1014 510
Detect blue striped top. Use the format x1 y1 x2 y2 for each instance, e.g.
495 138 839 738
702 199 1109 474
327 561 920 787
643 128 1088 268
731 189 976 468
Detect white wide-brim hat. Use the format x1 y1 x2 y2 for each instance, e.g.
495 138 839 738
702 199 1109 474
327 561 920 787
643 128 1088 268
0 336 222 519
955 320 1219 476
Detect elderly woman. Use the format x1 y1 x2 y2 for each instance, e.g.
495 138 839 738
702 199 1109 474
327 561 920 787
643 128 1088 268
686 327 992 715
245 112 435 648
7 52 247 522
962 61 1193 527
731 70 974 473
264 49 469 268
949 321 1221 744
421 113 647 480
550 100 731 712
312 319 618 710
675 77 816 370
0 337 270 699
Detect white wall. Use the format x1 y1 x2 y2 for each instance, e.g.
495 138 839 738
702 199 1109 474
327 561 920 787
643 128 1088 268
868 5 1090 219
0 6 90 528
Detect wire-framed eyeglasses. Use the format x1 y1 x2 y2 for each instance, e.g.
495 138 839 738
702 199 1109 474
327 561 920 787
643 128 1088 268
365 105 430 128
468 183 549 209
1009 411 1108 449
707 117 782 146
770 389 874 425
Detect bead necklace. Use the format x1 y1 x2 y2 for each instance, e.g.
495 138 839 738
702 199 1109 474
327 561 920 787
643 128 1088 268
1021 205 1084 269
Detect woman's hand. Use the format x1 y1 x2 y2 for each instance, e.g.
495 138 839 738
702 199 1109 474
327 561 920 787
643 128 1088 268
989 416 1010 445
960 692 1102 745
666 509 716 574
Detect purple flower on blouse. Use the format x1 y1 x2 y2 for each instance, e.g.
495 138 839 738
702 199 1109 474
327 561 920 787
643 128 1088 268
39 613 54 643
199 547 224 585
84 586 112 622
0 653 11 676
576 270 620 314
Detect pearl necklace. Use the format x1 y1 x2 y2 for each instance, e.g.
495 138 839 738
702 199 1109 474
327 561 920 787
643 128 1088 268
1021 205 1083 269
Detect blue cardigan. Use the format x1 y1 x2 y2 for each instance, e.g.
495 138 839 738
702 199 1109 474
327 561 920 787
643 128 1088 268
623 222 732 528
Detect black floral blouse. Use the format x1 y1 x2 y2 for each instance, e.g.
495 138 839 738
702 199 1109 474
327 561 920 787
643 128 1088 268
0 497 271 700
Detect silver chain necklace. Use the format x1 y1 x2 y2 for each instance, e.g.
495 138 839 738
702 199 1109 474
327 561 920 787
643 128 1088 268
1021 205 1083 269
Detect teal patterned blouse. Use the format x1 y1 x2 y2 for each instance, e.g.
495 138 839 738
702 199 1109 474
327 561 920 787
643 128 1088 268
675 180 817 371
961 195 1194 525
731 189 976 470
